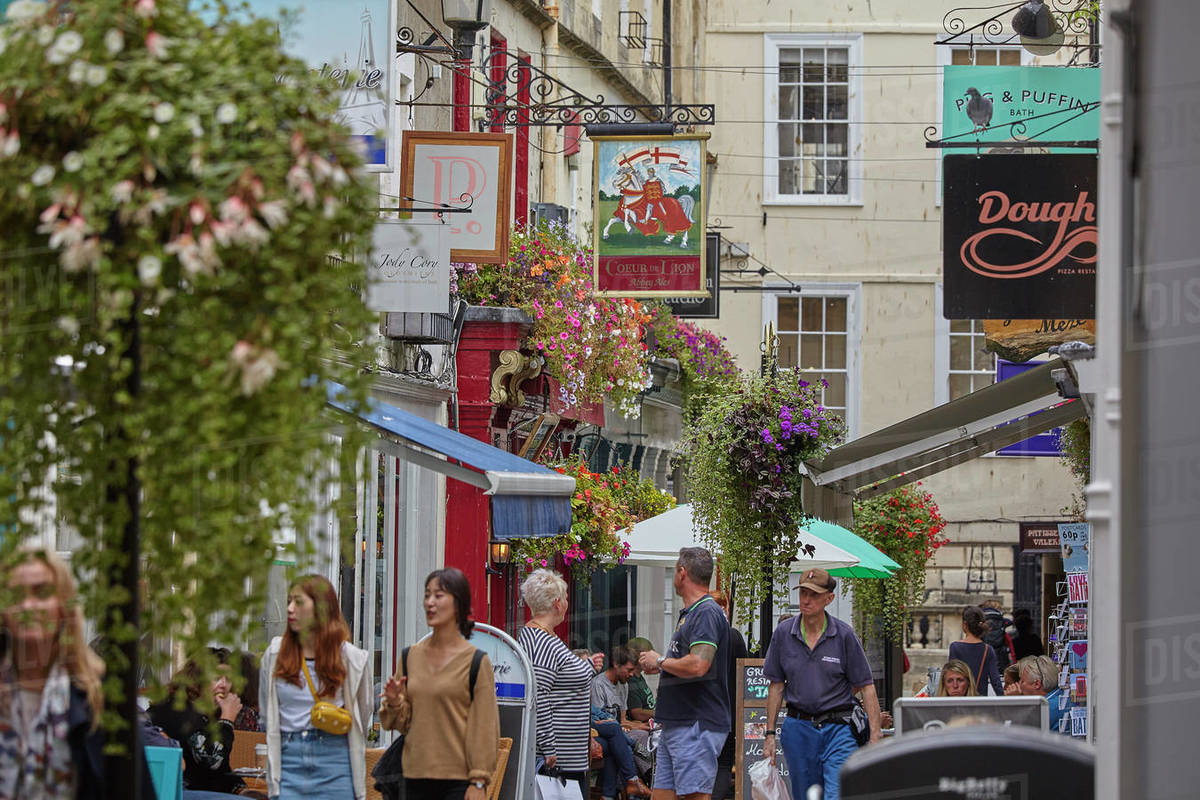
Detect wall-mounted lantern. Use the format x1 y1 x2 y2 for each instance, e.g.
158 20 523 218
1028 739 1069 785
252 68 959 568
442 0 492 60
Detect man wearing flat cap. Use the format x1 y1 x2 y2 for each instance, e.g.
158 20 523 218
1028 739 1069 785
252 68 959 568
762 568 882 800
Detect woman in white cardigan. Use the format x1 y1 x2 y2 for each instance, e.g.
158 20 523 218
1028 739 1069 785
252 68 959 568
260 575 373 800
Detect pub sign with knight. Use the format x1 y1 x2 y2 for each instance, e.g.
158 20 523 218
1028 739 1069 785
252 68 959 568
592 135 708 297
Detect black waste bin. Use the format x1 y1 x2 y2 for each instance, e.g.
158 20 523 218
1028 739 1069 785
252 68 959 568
841 724 1093 799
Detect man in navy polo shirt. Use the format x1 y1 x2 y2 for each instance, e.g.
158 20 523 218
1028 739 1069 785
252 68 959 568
637 547 729 800
763 568 882 800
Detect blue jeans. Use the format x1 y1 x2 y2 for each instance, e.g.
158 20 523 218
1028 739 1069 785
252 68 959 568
277 729 354 800
594 720 638 797
779 717 857 800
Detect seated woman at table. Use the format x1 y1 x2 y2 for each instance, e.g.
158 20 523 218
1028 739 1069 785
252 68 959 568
937 660 978 698
149 647 247 796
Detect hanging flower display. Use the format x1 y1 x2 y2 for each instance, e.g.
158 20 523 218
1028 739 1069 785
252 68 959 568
847 484 949 642
454 220 654 417
683 371 846 628
649 307 740 411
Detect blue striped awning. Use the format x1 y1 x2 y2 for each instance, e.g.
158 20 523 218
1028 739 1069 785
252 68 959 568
326 382 574 539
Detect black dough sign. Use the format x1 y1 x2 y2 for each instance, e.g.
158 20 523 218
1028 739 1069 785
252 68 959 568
944 154 1097 320
736 659 788 800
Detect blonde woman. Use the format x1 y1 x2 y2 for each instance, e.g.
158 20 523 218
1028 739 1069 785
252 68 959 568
0 549 144 799
936 660 978 698
516 569 628 800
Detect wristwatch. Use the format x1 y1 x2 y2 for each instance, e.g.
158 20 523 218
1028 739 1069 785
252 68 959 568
763 731 775 738
656 654 667 670
471 780 486 791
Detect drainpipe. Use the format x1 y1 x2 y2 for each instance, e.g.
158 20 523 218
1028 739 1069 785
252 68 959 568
540 5 561 206
663 0 672 113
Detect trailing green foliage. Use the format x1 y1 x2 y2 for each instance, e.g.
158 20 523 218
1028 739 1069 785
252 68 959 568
1058 417 1090 519
0 0 375 727
847 485 948 643
683 371 845 633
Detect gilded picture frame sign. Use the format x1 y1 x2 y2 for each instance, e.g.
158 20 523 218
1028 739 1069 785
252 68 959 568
592 134 709 297
400 131 514 264
242 0 397 172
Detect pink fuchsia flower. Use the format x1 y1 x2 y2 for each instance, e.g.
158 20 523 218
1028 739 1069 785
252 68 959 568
145 31 169 59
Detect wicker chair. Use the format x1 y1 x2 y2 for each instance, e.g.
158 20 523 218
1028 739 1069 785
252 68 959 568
487 737 513 800
365 747 386 800
230 730 267 771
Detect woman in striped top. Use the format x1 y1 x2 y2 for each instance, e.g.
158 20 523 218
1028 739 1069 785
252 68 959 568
517 570 602 799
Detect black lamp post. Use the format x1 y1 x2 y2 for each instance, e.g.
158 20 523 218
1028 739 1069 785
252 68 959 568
442 0 491 60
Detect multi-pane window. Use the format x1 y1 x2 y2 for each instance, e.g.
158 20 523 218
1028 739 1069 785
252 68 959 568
777 46 850 196
951 47 1022 66
777 296 849 420
948 320 996 400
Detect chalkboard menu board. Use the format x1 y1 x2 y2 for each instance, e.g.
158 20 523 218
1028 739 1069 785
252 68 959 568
736 659 789 800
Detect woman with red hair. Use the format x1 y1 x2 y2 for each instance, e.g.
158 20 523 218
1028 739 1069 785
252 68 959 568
261 575 372 800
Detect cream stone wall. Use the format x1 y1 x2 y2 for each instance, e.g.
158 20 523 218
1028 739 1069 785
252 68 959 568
700 0 1084 662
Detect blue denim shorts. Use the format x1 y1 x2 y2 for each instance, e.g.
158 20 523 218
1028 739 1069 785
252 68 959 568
278 728 354 800
653 721 727 796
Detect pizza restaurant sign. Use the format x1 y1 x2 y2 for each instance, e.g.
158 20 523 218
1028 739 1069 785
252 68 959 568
944 154 1097 320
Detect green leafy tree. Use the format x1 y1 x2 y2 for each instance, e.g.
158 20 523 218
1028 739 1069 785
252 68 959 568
0 0 374 729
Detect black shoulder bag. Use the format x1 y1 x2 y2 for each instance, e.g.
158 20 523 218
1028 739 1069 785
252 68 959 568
372 646 487 800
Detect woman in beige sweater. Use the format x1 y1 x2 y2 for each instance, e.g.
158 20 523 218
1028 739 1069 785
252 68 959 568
381 568 499 800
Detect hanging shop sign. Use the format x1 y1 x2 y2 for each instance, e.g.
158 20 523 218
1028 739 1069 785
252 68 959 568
943 154 1097 319
243 0 397 171
400 131 514 264
1019 521 1063 553
982 318 1096 363
365 220 450 313
592 134 709 297
941 65 1100 152
665 232 722 318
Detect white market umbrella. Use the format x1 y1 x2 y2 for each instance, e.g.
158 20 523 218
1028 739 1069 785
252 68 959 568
621 504 861 571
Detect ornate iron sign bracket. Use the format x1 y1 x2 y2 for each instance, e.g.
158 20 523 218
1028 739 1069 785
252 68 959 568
396 0 458 56
481 48 714 128
925 100 1100 150
938 0 1095 49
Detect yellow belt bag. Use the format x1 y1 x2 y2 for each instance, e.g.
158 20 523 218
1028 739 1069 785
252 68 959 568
301 658 353 735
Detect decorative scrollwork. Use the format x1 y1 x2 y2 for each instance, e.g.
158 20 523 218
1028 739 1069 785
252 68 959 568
938 0 1098 50
480 48 715 128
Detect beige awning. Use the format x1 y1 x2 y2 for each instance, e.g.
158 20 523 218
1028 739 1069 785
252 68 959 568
802 358 1084 519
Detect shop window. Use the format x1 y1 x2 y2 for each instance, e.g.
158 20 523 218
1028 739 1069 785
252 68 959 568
764 34 862 205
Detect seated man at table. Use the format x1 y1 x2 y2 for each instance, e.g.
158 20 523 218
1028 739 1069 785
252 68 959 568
592 646 652 799
624 638 657 724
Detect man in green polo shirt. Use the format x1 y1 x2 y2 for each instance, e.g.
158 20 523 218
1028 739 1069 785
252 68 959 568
625 637 656 723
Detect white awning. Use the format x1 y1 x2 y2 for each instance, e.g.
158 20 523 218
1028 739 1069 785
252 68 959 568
620 504 860 572
803 358 1084 503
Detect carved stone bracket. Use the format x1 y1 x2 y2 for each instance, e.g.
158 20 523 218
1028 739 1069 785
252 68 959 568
489 351 545 407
